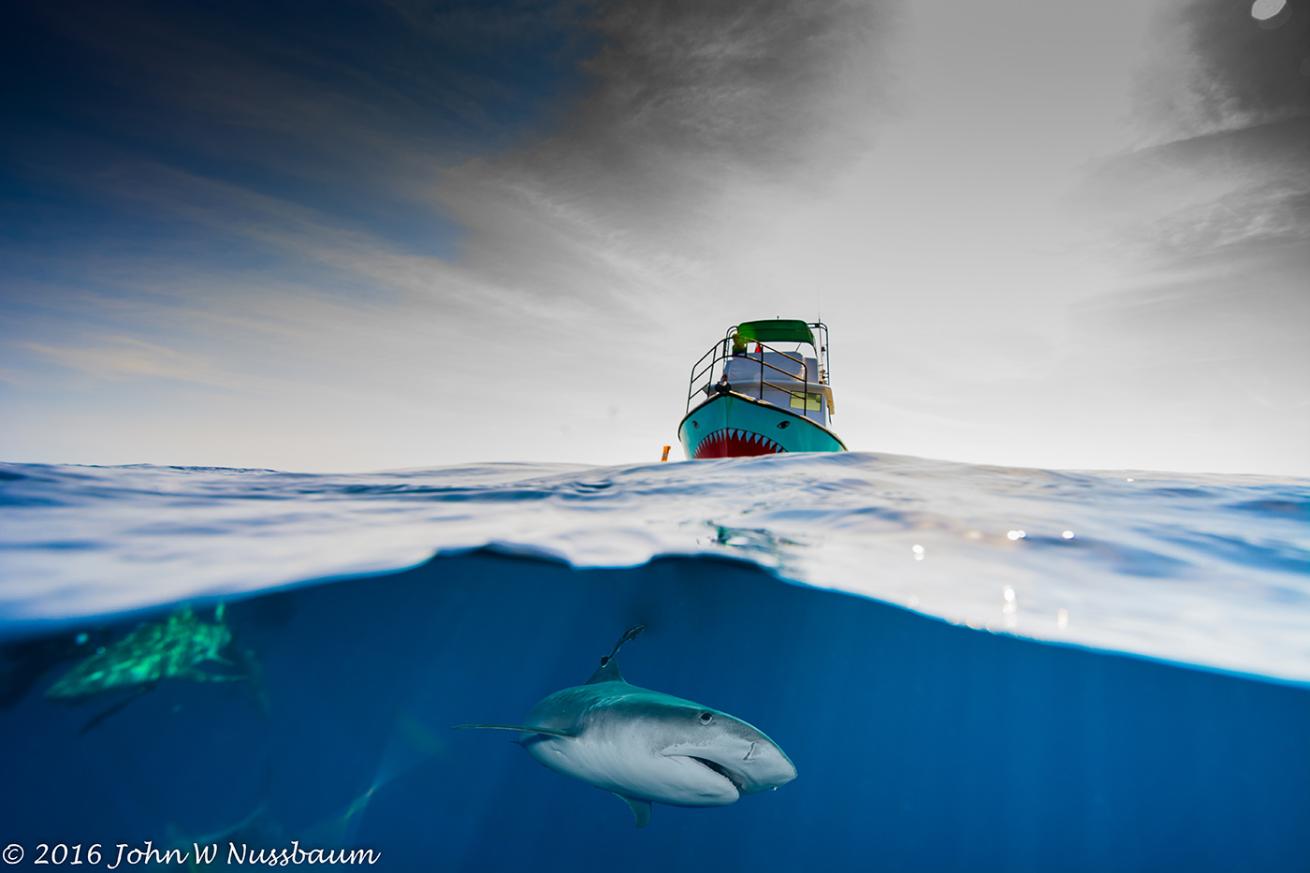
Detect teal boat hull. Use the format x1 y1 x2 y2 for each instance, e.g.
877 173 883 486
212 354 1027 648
677 392 846 459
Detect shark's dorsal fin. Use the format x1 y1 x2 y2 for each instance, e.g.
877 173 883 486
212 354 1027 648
453 723 576 739
614 793 652 828
586 624 645 685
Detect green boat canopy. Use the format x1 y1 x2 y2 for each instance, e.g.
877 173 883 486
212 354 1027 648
735 319 815 345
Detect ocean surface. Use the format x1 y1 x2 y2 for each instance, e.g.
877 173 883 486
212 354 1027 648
1 452 1307 871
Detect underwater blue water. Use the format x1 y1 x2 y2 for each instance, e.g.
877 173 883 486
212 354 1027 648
0 453 1308 871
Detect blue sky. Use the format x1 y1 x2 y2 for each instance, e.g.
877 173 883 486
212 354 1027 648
1 0 1307 474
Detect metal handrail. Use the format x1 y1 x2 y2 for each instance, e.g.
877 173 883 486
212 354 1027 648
685 334 826 415
721 321 830 385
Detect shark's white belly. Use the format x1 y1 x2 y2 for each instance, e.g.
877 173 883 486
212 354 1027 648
525 735 739 807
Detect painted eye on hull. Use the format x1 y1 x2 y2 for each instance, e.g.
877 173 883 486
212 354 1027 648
699 712 714 725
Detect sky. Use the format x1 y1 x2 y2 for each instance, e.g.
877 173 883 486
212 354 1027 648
1 0 1307 475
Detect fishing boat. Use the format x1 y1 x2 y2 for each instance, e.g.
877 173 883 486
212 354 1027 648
678 319 846 459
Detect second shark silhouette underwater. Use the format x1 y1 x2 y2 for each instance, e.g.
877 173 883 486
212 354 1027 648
44 603 266 733
458 626 797 827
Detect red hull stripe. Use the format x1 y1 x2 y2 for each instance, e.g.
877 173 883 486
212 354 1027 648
693 429 785 459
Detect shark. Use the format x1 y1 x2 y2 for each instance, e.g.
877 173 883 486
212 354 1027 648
45 604 256 733
458 625 797 827
46 605 240 700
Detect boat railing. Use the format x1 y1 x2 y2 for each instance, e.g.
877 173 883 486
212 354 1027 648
685 337 821 414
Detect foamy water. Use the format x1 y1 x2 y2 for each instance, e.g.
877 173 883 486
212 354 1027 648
2 453 1306 682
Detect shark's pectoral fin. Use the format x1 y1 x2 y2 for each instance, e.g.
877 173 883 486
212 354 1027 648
453 723 576 739
614 793 652 828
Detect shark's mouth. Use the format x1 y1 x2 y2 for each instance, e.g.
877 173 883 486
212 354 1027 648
687 756 745 792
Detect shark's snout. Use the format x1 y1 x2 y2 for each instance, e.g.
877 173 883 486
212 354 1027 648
738 735 797 793
663 722 796 797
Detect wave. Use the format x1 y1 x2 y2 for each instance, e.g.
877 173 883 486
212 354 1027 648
1 455 1308 683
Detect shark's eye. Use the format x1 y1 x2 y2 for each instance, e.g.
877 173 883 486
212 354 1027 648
698 712 714 725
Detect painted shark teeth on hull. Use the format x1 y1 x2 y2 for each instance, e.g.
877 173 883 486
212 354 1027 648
693 429 783 459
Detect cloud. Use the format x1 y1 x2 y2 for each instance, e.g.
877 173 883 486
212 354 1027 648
8 0 898 323
432 0 897 305
3 0 1304 473
1135 0 1310 140
0 0 912 470
1082 117 1310 267
18 336 238 388
1081 1 1310 271
1054 0 1310 474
